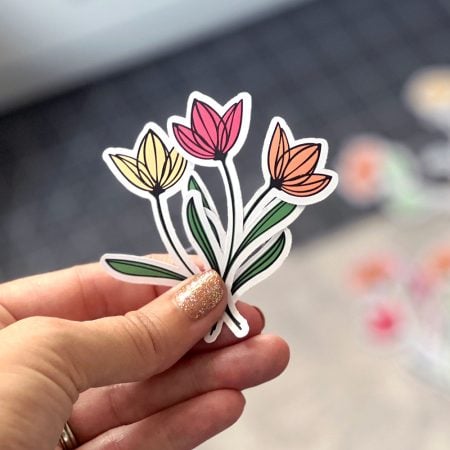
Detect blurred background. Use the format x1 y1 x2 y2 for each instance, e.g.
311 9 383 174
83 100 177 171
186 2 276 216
2 0 450 448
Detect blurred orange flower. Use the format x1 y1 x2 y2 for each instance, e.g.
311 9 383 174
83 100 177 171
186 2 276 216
351 254 399 292
424 245 450 279
337 136 386 205
268 123 332 198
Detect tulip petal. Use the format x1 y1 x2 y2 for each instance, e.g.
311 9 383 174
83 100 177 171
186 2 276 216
162 149 187 189
138 129 168 184
192 100 220 150
268 123 290 180
282 144 321 181
158 151 173 187
220 100 243 153
173 124 215 159
110 154 152 191
158 149 174 188
281 174 331 197
136 159 156 187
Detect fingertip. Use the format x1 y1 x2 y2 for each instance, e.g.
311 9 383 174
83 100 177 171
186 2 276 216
192 301 265 353
230 390 246 422
237 301 265 333
257 334 290 376
215 334 290 389
251 305 265 329
214 389 246 428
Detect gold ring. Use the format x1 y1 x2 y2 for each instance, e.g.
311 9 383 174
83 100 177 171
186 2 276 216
59 422 78 450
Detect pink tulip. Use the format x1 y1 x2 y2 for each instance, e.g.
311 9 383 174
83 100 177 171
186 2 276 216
172 98 243 160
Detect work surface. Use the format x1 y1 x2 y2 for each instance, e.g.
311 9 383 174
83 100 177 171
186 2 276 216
200 214 450 450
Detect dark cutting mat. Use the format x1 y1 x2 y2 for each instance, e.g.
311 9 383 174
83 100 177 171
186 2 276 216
0 0 449 280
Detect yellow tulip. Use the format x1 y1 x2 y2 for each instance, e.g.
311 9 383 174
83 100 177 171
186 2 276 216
110 129 187 196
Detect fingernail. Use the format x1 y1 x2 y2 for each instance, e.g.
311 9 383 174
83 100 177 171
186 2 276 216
253 305 266 329
174 270 225 320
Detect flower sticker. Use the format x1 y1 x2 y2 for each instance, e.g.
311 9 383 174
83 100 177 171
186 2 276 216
104 123 197 276
104 123 188 200
102 92 337 343
245 117 337 224
172 98 243 160
169 91 251 166
267 122 333 199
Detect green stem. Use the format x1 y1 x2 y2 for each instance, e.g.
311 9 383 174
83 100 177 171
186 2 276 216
155 196 194 275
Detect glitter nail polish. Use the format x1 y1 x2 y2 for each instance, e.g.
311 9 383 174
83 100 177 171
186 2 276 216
174 270 225 319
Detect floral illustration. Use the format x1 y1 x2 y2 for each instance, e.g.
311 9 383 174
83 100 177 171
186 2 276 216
104 124 197 276
268 123 332 197
244 118 337 227
102 92 338 342
172 97 243 160
109 128 187 196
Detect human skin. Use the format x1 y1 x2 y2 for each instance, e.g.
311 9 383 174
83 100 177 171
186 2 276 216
0 259 290 450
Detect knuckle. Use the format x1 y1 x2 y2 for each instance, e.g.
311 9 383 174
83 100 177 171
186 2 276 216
4 316 83 401
15 316 69 344
105 384 127 426
120 310 168 372
100 435 127 450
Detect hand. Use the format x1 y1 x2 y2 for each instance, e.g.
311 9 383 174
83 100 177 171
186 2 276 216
0 260 289 449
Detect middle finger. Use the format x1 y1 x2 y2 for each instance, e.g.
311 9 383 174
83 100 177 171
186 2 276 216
70 334 289 444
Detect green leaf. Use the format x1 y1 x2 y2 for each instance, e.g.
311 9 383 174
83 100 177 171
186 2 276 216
188 176 212 210
186 197 220 272
238 201 296 255
105 259 186 281
231 232 287 295
188 175 221 244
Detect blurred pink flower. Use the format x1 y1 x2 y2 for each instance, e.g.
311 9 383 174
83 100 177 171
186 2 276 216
366 304 402 340
408 269 436 302
172 97 243 160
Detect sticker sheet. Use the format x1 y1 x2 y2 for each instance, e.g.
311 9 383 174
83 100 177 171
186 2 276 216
102 92 338 342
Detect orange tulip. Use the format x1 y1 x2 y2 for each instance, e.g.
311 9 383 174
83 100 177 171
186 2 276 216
268 123 332 197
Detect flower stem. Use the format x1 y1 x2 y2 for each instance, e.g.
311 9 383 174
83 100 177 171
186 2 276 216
226 304 242 329
211 159 244 338
155 196 195 275
244 185 273 223
222 161 238 262
222 185 273 281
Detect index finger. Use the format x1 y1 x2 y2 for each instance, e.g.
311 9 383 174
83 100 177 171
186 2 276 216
0 261 160 322
0 260 265 350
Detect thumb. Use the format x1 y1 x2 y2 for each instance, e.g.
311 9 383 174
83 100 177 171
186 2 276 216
1 270 226 395
71 269 226 389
